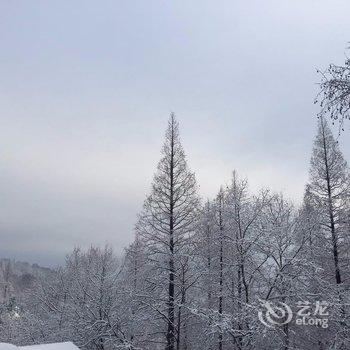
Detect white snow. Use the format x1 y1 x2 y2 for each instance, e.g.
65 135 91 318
20 343 78 350
0 343 79 350
0 344 18 350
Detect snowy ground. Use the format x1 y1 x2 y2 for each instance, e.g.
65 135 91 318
0 345 17 350
0 343 78 350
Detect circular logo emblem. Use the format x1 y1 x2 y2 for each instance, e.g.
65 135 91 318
258 299 293 327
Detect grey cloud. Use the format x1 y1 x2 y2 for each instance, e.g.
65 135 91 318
1 0 350 264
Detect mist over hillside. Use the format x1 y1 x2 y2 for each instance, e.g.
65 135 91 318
0 259 53 304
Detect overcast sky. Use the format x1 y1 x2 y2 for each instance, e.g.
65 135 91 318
1 1 350 266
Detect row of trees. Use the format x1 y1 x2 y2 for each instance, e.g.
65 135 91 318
1 115 350 350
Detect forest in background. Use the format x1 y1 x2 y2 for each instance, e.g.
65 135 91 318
1 51 350 350
1 110 350 350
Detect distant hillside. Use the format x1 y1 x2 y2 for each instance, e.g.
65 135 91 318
0 259 54 303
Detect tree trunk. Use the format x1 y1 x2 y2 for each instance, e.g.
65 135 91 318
321 121 342 285
218 194 224 350
167 119 175 350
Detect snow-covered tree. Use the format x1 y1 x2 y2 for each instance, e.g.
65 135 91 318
308 118 349 286
317 57 350 130
135 114 200 350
